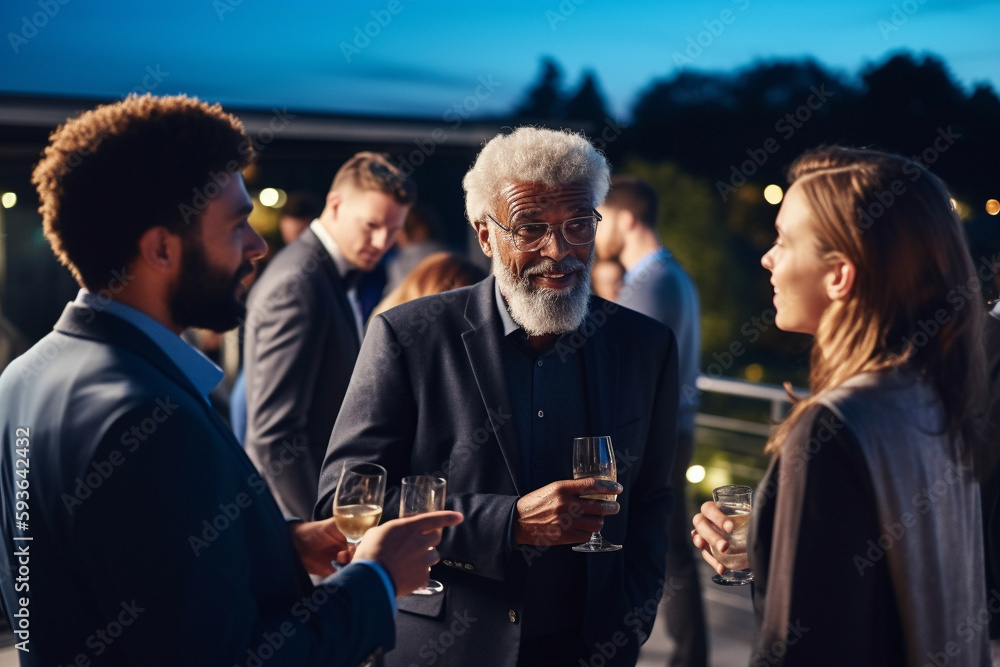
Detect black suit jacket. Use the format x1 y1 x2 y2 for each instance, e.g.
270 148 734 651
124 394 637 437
316 277 678 667
0 304 392 666
244 228 362 519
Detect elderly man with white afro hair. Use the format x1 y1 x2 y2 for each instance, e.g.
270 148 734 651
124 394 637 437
316 123 679 667
463 126 611 226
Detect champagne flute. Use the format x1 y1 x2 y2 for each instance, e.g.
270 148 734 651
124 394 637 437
709 484 754 586
333 463 386 557
399 475 447 595
572 435 622 553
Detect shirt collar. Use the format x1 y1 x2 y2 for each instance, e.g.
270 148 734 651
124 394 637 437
73 289 224 403
493 279 521 337
310 219 356 280
624 247 668 284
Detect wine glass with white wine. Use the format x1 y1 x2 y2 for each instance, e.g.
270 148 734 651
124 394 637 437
333 463 387 557
571 435 622 553
399 475 447 595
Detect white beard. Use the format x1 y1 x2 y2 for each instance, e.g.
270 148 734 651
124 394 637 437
490 227 594 336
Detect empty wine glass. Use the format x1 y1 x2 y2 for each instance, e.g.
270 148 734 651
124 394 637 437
399 475 447 595
333 463 386 557
571 436 622 553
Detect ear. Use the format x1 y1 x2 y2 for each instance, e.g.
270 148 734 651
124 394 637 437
325 189 342 219
475 220 493 258
618 210 638 232
825 253 855 301
135 226 183 274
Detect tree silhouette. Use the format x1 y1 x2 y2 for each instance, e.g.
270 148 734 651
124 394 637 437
565 70 611 126
516 57 565 121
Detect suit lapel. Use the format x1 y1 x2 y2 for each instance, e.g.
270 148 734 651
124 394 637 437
461 278 526 495
302 229 361 351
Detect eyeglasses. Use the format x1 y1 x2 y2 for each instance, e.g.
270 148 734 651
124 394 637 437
487 210 601 252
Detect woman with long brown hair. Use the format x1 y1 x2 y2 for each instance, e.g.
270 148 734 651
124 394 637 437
693 146 988 665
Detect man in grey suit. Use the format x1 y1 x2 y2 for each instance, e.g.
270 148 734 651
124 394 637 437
244 153 414 519
317 127 679 666
596 175 705 667
0 94 459 665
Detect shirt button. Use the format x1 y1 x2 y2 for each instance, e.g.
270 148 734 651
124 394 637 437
537 359 544 367
537 410 544 418
508 610 519 624
464 563 474 570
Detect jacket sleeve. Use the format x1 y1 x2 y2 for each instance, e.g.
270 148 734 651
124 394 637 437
244 273 328 520
74 403 394 666
316 313 519 581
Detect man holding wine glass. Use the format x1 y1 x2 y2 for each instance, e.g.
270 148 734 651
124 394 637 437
317 127 680 667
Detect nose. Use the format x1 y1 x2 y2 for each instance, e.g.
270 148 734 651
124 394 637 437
370 228 389 251
761 246 774 270
246 224 268 261
537 225 571 261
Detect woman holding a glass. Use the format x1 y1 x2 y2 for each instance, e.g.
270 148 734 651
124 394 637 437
692 146 988 664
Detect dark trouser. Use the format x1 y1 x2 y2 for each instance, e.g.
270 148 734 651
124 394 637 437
662 429 708 667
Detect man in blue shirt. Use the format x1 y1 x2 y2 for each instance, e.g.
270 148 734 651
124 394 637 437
0 94 460 666
596 175 705 667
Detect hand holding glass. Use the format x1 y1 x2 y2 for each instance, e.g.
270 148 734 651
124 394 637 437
709 484 753 585
399 475 447 595
333 463 386 557
572 436 622 553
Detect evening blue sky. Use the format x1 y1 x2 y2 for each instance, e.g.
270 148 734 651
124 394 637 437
0 0 997 120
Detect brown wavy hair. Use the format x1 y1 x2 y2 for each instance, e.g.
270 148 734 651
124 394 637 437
32 94 252 290
371 252 487 319
767 146 985 466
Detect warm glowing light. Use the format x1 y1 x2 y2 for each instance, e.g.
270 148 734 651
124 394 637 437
705 467 730 490
259 188 280 207
744 363 764 382
1 192 16 209
763 184 783 205
988 199 1000 216
686 465 706 484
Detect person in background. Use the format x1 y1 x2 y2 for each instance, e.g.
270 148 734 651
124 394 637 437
316 126 679 667
693 146 988 664
278 190 323 246
589 258 624 301
243 152 414 520
384 204 448 292
0 94 460 666
595 175 705 667
370 251 486 319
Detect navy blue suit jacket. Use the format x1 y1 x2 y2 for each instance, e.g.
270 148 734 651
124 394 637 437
0 303 392 666
316 277 678 667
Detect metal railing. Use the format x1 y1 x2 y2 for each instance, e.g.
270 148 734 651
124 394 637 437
694 375 802 438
